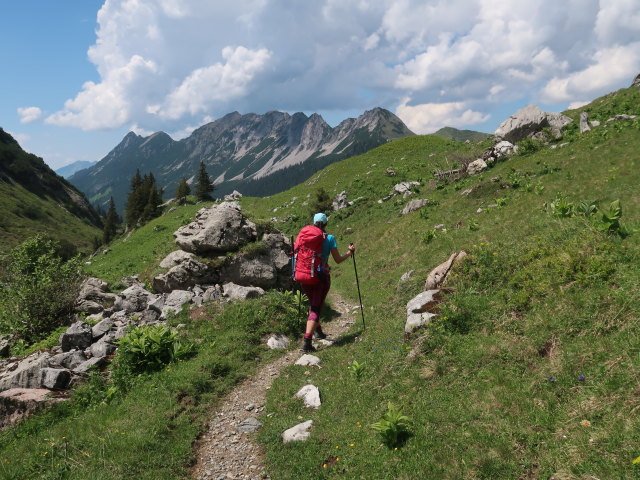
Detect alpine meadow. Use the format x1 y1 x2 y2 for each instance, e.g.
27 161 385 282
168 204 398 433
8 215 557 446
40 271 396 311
0 77 639 480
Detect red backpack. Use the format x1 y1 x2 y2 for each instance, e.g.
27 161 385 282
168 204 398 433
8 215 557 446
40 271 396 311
293 225 325 285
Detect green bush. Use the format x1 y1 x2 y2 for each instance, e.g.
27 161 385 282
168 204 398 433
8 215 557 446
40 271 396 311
370 402 412 448
0 234 84 342
111 325 196 390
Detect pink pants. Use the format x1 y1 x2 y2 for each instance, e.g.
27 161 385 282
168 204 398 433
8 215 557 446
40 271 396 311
301 276 330 322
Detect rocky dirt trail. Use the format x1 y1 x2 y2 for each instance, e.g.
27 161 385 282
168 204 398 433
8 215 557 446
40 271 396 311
191 292 358 480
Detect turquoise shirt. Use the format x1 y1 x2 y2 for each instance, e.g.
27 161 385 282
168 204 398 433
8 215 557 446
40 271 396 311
322 234 337 265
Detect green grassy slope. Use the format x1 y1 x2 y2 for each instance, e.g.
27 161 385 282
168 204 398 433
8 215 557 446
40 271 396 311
242 87 640 479
0 86 638 479
0 128 102 253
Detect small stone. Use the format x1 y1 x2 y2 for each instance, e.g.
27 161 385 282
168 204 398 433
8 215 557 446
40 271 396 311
295 354 321 367
245 404 255 411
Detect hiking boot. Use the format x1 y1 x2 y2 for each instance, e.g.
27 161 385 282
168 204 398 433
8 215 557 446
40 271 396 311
301 338 316 352
314 328 327 340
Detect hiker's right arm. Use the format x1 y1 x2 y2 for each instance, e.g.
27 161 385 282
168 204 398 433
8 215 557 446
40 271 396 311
331 244 355 264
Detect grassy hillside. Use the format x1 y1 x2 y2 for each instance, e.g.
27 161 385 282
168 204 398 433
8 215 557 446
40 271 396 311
0 129 102 253
1 85 638 479
433 126 491 143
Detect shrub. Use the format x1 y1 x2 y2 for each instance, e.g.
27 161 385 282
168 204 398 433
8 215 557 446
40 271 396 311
0 235 84 342
370 402 412 448
111 325 196 390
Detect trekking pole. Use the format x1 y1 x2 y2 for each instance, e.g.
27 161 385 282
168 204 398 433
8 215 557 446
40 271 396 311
350 243 365 331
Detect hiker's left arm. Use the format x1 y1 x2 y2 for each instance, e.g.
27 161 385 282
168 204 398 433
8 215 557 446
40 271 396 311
331 244 355 264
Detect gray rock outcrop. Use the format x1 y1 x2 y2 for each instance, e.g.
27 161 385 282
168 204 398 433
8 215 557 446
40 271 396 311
91 318 114 340
50 351 86 370
153 257 219 293
161 290 195 318
222 283 265 300
424 252 467 290
467 159 487 175
174 202 257 254
295 385 321 409
580 112 591 133
405 290 443 333
632 73 640 88
282 420 313 443
402 199 428 215
41 368 72 390
267 334 290 350
295 354 321 366
60 321 93 352
0 352 51 391
113 285 156 313
333 191 350 210
0 388 64 429
159 250 196 269
494 105 572 143
75 277 117 314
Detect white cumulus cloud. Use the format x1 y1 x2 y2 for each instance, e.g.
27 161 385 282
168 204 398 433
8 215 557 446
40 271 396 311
395 97 489 134
541 43 640 104
17 106 43 124
159 46 272 119
43 0 640 135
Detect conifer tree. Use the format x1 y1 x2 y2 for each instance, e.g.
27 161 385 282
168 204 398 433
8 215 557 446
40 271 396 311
102 196 119 244
194 161 214 201
141 177 162 222
175 177 191 204
125 169 144 228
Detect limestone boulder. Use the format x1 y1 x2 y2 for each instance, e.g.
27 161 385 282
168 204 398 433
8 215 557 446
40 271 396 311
50 351 86 370
393 182 420 195
0 352 51 391
467 159 488 175
424 252 467 290
41 368 72 390
174 202 257 254
75 277 117 314
580 112 591 133
91 318 114 340
295 354 321 367
282 420 313 443
203 285 223 303
153 258 219 293
494 105 572 143
333 190 350 211
60 321 93 352
161 290 195 319
407 290 443 315
405 312 437 333
222 283 265 300
220 255 277 289
90 338 117 358
0 388 64 429
223 190 243 201
267 334 290 350
295 385 321 409
402 199 428 215
159 250 195 269
113 284 156 314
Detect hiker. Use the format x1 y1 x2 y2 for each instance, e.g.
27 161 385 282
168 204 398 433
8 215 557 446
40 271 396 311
294 212 355 352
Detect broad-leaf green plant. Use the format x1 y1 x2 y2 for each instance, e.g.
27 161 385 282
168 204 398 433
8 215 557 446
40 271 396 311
349 359 366 379
370 402 412 448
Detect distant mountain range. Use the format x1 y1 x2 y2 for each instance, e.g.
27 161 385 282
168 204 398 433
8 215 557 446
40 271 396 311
0 128 102 251
69 108 414 213
432 126 490 143
55 160 96 178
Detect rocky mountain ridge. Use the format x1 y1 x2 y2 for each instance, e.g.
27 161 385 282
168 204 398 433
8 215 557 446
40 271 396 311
69 108 414 214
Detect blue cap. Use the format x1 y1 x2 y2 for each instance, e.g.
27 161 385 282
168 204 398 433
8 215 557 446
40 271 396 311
313 212 328 225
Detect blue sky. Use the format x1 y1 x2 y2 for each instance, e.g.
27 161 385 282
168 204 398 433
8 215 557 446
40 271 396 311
1 0 639 170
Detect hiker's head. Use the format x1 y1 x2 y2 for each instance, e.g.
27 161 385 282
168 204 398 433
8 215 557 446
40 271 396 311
313 212 328 228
